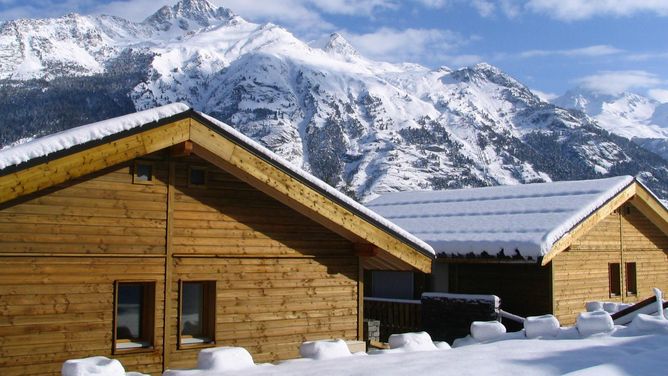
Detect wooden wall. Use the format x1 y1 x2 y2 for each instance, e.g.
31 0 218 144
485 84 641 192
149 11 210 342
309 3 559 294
0 152 360 375
446 262 552 318
0 159 169 375
552 204 668 324
167 156 358 368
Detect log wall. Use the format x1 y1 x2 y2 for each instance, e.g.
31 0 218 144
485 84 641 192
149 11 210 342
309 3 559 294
0 153 360 375
552 204 668 324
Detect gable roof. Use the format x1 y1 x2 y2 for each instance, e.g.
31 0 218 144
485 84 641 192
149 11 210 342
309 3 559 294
367 176 665 264
0 103 434 271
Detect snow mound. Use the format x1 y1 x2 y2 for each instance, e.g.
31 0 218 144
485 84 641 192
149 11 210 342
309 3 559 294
585 301 631 313
196 347 255 371
470 321 507 342
61 356 125 376
388 332 438 352
629 313 668 333
524 315 560 338
576 311 614 336
299 339 351 360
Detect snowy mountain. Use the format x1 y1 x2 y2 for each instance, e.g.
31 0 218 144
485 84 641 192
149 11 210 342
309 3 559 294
2 0 668 200
554 89 668 160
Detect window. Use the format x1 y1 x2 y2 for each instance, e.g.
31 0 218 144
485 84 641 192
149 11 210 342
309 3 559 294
133 162 154 184
609 263 621 297
179 281 215 347
188 166 207 187
114 282 155 352
626 262 637 296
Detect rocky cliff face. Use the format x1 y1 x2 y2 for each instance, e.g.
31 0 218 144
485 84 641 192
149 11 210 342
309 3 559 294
2 0 668 200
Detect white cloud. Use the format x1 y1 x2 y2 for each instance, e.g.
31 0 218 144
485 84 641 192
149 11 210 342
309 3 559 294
526 0 668 21
343 27 469 65
518 45 623 58
532 89 558 102
445 54 483 67
648 89 668 103
575 70 663 95
471 0 495 17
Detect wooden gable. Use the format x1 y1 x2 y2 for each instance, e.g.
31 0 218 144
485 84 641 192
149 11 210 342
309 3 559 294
541 182 668 266
0 112 432 273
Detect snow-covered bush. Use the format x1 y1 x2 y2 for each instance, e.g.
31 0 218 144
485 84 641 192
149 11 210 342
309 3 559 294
299 339 352 360
388 331 438 352
576 311 614 336
61 356 125 376
196 347 255 371
470 321 507 342
524 315 560 338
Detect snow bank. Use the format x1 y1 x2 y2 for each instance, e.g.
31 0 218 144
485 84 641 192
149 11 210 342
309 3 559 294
576 311 614 336
196 347 255 371
470 321 506 342
61 356 125 376
629 313 668 333
388 332 438 352
299 339 351 360
0 103 190 170
524 315 560 338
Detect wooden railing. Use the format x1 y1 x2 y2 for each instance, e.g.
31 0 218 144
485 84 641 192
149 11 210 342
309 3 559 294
611 296 668 325
364 297 422 342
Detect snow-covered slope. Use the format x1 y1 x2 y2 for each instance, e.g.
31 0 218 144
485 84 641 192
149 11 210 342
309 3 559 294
2 0 668 200
554 88 668 139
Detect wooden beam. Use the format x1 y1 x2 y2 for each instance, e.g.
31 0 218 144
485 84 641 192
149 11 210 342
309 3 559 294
354 244 380 257
162 159 175 371
541 183 636 266
189 121 432 273
170 140 193 157
0 119 191 205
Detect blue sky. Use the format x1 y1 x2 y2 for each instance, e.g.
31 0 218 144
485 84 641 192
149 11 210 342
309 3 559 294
1 0 667 102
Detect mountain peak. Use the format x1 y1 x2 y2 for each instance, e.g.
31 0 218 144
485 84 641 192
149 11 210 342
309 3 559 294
144 0 238 32
324 33 359 59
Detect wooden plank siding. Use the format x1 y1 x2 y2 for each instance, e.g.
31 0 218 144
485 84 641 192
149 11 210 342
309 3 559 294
167 155 359 368
551 204 668 325
0 152 361 375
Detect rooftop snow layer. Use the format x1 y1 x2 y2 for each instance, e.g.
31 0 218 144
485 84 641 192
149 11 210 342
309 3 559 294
0 103 435 256
0 103 190 170
367 176 635 258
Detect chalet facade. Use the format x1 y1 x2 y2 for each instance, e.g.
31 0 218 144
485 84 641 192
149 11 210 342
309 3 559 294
368 177 668 325
0 104 434 375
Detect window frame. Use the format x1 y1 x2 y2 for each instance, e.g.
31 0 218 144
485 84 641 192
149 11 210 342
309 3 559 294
113 280 156 354
625 262 637 296
178 280 216 349
608 263 621 298
187 166 208 188
133 161 155 185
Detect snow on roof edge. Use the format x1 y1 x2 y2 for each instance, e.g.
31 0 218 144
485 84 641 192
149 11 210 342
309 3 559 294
0 103 191 170
540 175 634 255
196 112 435 256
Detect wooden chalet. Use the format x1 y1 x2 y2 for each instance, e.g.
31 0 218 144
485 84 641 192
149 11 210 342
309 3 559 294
0 104 434 375
368 177 668 325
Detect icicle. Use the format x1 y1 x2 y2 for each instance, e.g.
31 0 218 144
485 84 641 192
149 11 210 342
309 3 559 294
653 287 665 320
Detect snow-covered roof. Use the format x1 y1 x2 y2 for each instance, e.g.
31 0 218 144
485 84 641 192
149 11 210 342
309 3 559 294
367 176 635 259
0 103 190 170
0 103 434 257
